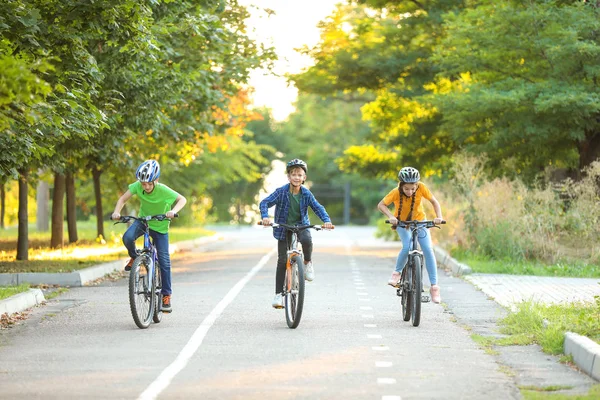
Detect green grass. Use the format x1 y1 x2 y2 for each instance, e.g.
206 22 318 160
0 220 214 273
451 248 600 278
498 300 600 352
521 384 600 399
0 283 30 301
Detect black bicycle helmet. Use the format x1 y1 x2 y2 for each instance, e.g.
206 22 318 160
286 158 307 173
398 166 420 183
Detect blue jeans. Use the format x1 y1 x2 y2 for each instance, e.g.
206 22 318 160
123 220 172 295
395 226 438 285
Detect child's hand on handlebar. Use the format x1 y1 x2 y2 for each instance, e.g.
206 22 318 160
322 222 334 230
165 211 177 219
262 218 272 226
433 217 444 225
111 212 121 220
388 217 399 226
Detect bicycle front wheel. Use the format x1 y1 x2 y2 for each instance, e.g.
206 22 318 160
411 256 423 327
284 255 305 329
401 266 411 321
152 262 163 323
129 256 154 329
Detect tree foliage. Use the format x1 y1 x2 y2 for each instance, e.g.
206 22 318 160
291 0 600 182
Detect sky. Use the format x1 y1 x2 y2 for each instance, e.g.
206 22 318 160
238 0 341 121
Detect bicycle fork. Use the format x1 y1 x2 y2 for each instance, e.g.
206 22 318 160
285 249 302 293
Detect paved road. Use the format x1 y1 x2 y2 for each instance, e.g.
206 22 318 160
0 226 595 399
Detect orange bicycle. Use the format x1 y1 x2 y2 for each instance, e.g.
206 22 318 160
260 222 328 329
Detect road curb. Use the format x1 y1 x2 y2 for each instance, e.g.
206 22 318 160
433 245 472 276
434 246 600 383
0 234 222 315
564 332 600 381
0 289 45 315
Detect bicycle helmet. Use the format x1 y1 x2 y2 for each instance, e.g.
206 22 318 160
136 160 161 182
398 166 420 183
286 158 307 173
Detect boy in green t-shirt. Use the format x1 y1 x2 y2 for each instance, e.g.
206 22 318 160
111 160 187 313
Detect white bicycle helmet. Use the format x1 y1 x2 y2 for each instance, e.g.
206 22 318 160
398 166 420 183
286 158 307 173
136 160 161 182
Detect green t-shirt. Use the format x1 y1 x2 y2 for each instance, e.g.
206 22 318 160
286 191 301 225
128 181 180 233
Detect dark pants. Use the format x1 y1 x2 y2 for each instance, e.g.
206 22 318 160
275 230 312 294
123 220 173 295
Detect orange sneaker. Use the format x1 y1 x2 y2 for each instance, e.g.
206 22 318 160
124 258 134 271
430 285 441 304
162 295 172 313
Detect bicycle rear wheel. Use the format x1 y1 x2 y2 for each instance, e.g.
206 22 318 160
284 255 305 329
401 267 411 321
411 256 423 327
152 263 163 323
129 256 154 329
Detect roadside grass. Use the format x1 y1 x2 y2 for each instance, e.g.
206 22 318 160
521 384 600 399
497 299 600 351
450 248 600 278
0 283 30 301
0 220 214 273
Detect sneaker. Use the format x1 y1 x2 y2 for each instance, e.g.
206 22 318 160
272 293 284 309
304 261 314 281
388 271 401 287
162 295 172 313
124 258 134 272
430 285 441 304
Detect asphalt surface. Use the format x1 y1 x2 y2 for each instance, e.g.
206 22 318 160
0 226 597 400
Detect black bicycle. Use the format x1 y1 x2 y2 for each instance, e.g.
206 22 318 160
260 222 329 329
387 219 445 327
114 214 177 329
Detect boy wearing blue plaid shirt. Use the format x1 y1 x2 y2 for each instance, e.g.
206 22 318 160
260 159 334 308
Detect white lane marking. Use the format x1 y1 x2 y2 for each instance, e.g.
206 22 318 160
364 324 377 328
382 396 402 400
368 334 382 339
362 314 374 319
376 361 393 367
360 306 372 310
372 346 389 351
378 378 397 384
358 298 370 302
138 248 277 400
357 292 369 296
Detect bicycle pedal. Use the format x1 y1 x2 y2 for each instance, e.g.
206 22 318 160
421 295 431 303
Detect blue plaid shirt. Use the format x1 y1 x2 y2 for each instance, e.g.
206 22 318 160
259 184 331 240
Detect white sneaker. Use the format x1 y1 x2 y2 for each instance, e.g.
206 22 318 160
304 261 314 281
272 293 284 309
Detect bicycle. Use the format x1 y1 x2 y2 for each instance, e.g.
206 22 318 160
386 219 445 327
259 222 331 329
114 214 177 329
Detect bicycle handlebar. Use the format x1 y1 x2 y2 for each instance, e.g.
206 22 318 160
112 214 179 224
257 221 334 231
385 219 446 229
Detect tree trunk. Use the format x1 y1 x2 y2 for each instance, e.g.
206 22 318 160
66 171 78 243
92 166 105 239
50 172 66 249
16 170 29 260
0 182 5 229
36 178 49 231
578 130 600 173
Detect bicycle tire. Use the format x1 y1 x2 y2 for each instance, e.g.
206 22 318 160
152 263 163 323
129 256 154 329
401 266 411 321
411 256 422 327
285 255 305 329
